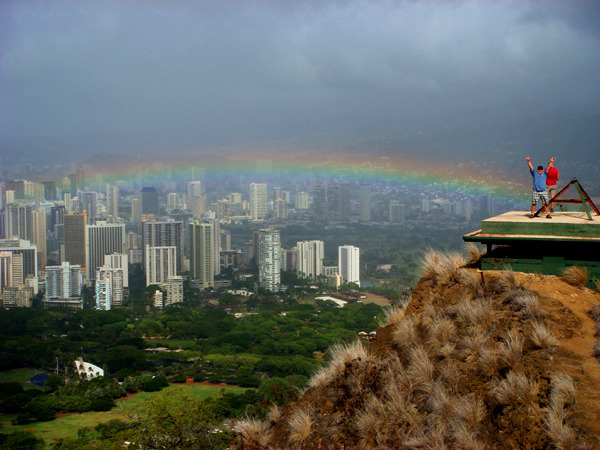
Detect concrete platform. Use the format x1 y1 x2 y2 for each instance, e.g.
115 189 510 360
465 211 600 242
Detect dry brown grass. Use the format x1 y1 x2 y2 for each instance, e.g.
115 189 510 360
529 321 558 349
427 317 457 350
380 305 405 326
593 278 600 292
561 265 589 288
455 298 496 333
465 242 484 265
549 373 576 410
453 395 486 431
500 329 524 367
514 292 545 318
492 371 539 408
438 359 462 394
235 418 271 448
308 340 367 389
421 248 466 284
407 345 435 393
288 408 314 446
459 269 484 298
266 405 281 423
393 316 418 351
545 405 577 450
477 345 501 378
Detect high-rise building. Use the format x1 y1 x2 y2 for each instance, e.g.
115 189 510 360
283 247 297 272
95 265 124 310
359 184 371 223
79 191 98 220
249 183 267 221
131 197 141 223
106 185 119 218
166 193 182 213
217 199 231 223
161 276 184 306
339 245 360 286
312 183 328 222
2 285 32 308
295 192 309 209
141 187 159 216
189 221 214 288
63 212 87 269
43 181 57 201
4 202 33 240
104 253 129 288
274 198 287 219
297 240 324 280
142 219 184 274
0 239 36 280
328 183 350 222
389 200 405 224
258 227 280 292
86 222 125 281
30 210 46 271
187 181 202 199
188 194 206 219
45 262 83 306
145 245 177 286
0 251 14 302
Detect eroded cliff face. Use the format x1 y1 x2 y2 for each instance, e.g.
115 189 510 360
233 267 600 449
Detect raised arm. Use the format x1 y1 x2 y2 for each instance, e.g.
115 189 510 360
525 156 533 171
548 157 555 169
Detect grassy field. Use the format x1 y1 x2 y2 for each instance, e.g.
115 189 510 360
0 382 248 444
0 368 44 388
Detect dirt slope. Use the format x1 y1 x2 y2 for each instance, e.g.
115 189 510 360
233 268 600 449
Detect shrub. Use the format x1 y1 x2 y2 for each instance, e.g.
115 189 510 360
465 242 484 265
560 266 589 288
142 376 169 392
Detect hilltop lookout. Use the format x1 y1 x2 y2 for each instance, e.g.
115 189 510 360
464 210 600 279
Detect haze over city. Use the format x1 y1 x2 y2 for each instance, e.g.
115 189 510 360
1 0 599 181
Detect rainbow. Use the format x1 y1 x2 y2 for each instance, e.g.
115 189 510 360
83 150 528 203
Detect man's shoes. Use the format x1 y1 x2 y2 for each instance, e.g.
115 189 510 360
529 214 535 218
546 214 552 219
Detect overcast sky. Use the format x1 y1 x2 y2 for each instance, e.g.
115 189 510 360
1 0 599 162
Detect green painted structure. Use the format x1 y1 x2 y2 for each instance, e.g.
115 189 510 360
464 211 600 280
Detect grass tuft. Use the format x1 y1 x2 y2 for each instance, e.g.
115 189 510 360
545 405 577 450
287 408 314 446
492 371 539 408
514 292 545 318
235 418 271 448
549 374 576 410
308 340 367 389
465 242 484 265
529 321 558 349
560 265 589 288
380 305 405 327
500 329 524 367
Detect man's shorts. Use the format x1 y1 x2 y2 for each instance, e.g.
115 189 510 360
532 191 548 205
547 185 557 200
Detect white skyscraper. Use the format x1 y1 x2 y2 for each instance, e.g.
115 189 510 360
95 265 124 310
296 240 324 280
104 253 129 288
339 245 360 287
258 227 280 292
145 245 177 286
161 276 184 306
86 222 125 281
45 262 83 301
250 183 268 221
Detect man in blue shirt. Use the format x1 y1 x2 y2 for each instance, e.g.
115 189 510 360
526 156 554 219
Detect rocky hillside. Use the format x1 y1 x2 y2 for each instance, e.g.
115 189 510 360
233 252 600 449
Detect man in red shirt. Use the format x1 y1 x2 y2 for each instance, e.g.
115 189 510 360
546 158 559 212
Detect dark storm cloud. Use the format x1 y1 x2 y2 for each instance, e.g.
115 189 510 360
1 0 599 156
